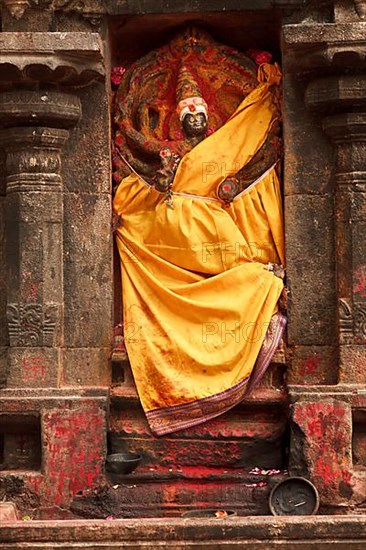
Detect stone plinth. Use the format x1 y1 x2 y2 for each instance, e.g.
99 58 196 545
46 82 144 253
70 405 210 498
0 388 108 508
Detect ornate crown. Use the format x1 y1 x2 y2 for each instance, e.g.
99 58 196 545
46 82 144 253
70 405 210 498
176 65 208 121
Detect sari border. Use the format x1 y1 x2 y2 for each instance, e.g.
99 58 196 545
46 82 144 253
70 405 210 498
244 311 287 397
146 373 250 436
146 312 287 437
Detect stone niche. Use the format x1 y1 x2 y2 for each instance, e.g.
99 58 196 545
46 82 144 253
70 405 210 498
105 7 290 520
0 0 365 520
0 414 41 471
109 8 283 352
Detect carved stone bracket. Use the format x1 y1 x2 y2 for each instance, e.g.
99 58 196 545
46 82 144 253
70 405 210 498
0 32 105 89
339 298 354 345
7 303 61 346
282 22 366 74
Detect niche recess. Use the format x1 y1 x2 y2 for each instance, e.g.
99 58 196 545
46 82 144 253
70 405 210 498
0 414 42 471
108 10 282 382
353 410 366 469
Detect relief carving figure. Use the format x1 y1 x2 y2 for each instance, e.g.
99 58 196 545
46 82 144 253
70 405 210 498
112 28 286 436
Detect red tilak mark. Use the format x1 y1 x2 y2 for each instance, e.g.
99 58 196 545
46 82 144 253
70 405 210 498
354 265 366 299
22 355 45 381
300 356 320 378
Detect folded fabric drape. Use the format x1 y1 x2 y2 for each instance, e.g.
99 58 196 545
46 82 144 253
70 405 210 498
113 63 286 436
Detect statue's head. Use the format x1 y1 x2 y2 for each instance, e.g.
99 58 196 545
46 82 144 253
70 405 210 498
176 65 208 138
182 110 208 137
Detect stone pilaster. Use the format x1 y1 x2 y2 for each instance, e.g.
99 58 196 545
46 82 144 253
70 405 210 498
0 91 81 387
305 77 366 384
283 20 366 509
0 31 109 505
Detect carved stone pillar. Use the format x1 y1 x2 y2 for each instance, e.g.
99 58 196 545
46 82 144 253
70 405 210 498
283 21 366 510
305 77 366 383
0 33 109 506
0 91 81 387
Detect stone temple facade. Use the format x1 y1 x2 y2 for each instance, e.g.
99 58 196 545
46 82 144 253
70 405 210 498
0 0 365 542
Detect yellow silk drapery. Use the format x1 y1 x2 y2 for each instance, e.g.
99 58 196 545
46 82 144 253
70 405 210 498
113 64 285 436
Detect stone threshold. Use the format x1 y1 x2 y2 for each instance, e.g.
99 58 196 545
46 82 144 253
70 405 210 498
288 384 366 403
1 515 366 549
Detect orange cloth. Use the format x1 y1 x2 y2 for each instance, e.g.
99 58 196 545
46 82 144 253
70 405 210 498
113 63 284 433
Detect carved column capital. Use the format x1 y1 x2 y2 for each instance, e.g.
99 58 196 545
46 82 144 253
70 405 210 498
0 32 104 90
0 91 80 193
322 112 366 142
0 90 81 128
0 127 69 193
282 22 366 74
305 75 366 115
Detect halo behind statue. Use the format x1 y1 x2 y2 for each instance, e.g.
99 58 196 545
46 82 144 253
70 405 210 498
112 27 259 180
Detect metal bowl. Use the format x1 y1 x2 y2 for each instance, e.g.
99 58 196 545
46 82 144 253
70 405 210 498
105 452 142 475
269 476 319 516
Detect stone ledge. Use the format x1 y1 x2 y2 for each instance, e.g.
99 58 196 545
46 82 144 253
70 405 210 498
288 384 366 406
110 385 287 407
282 22 366 72
0 516 365 548
0 387 109 411
283 22 366 45
0 32 105 88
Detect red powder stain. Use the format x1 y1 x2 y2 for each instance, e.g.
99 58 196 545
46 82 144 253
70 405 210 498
22 355 45 381
43 406 105 506
354 265 366 299
300 356 320 378
294 402 351 491
307 416 323 438
29 283 39 301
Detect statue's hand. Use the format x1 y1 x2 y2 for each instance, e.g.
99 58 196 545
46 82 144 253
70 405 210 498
153 148 180 193
266 263 286 280
112 212 123 232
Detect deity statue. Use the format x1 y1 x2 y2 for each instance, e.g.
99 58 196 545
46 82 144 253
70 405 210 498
112 27 282 204
113 27 286 436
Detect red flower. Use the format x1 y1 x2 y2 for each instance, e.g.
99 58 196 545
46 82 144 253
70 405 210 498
111 66 126 86
115 135 123 146
247 49 272 65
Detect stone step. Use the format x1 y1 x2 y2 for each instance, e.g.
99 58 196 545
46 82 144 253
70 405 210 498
2 516 366 548
108 386 288 469
71 466 287 518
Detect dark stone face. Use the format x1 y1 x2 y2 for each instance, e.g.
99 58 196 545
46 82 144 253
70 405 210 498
182 112 207 137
